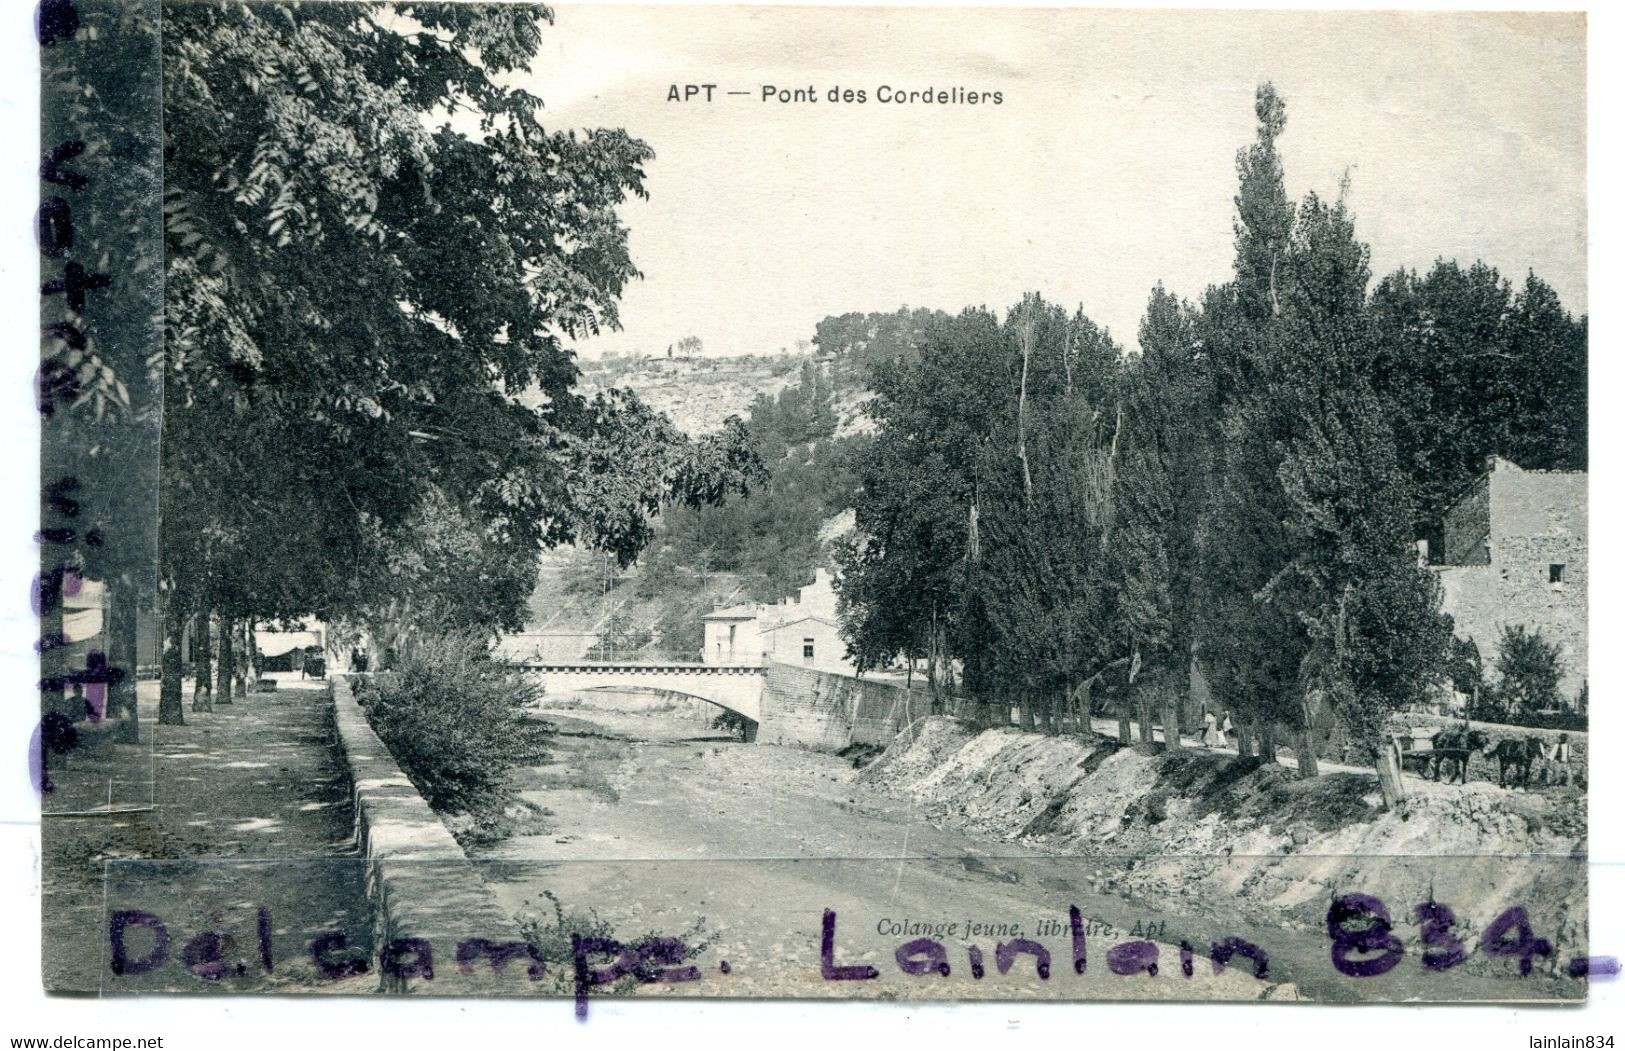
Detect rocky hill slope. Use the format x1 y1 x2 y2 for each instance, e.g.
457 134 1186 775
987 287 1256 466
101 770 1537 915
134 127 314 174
575 352 807 436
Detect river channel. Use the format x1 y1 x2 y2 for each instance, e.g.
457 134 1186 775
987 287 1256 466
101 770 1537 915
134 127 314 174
474 691 1576 1005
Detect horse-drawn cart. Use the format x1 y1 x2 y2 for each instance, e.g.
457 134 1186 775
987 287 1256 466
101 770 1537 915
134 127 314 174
1393 727 1437 773
1395 725 1489 784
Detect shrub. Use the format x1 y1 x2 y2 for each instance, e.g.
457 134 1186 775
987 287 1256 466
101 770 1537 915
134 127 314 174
710 709 753 739
354 631 546 842
517 890 712 997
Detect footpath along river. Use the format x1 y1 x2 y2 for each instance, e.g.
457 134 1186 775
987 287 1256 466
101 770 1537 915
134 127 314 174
475 691 1575 1005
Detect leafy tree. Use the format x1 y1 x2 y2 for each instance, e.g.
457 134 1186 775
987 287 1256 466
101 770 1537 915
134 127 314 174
40 1 165 743
1192 84 1312 762
813 306 950 382
1196 87 1449 779
961 295 1123 730
840 296 1124 722
743 361 838 460
1370 261 1587 534
1115 285 1211 747
1490 625 1565 718
156 3 749 721
1445 635 1484 701
838 308 1006 697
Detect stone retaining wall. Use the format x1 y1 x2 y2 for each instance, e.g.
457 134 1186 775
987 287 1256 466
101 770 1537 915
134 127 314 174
331 676 535 993
758 662 928 750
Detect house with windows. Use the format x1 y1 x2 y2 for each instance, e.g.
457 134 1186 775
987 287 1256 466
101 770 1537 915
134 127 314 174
701 568 853 673
1429 456 1587 701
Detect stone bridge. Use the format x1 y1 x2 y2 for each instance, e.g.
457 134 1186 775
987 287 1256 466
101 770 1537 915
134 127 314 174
520 661 766 734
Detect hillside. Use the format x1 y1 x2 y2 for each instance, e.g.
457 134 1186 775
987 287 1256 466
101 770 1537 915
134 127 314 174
511 309 945 650
575 351 808 436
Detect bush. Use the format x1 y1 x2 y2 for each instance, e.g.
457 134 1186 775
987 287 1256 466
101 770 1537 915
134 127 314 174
710 709 753 739
517 890 712 997
354 631 546 842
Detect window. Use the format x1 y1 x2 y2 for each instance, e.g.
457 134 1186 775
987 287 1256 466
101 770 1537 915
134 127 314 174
803 638 815 661
1550 563 1566 585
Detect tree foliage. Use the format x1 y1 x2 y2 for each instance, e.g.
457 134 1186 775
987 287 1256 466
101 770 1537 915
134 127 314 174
154 3 754 719
1490 625 1565 718
832 81 1582 763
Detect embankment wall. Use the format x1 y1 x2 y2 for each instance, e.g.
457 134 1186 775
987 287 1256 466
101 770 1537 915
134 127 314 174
758 662 928 750
331 676 529 993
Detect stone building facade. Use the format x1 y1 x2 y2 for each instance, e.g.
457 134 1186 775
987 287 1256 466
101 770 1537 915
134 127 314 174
701 568 855 674
1432 457 1587 701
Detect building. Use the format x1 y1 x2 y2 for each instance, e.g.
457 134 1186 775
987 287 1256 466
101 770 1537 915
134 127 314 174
700 603 763 665
1431 456 1587 701
701 568 854 673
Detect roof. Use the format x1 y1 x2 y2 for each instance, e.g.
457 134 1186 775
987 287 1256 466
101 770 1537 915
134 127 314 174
701 604 760 621
767 614 839 631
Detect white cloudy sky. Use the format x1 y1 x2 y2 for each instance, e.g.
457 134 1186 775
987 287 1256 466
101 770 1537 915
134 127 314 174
516 6 1586 357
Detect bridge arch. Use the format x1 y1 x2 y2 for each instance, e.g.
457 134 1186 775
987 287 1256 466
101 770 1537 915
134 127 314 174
520 662 766 732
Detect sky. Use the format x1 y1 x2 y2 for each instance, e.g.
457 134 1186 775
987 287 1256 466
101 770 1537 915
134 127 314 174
517 6 1587 357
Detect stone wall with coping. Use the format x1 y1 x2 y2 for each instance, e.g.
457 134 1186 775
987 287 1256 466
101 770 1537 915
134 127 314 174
331 675 535 993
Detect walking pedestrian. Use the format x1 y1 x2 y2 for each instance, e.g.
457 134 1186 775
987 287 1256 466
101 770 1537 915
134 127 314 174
1203 710 1218 748
1218 711 1233 749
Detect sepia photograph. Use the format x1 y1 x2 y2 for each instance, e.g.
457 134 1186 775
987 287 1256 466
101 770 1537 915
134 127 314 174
19 0 1609 1032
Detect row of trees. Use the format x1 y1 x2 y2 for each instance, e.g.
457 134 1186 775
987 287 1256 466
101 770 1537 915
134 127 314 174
48 3 761 730
836 85 1586 783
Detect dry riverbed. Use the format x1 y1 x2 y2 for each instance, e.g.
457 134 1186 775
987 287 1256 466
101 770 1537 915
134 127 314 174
473 693 1583 1005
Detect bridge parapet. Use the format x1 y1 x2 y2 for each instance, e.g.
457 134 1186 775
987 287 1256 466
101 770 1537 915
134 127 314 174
520 661 765 676
519 661 767 723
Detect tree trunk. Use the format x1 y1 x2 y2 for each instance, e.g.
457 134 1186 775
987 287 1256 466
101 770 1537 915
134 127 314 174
1258 723 1278 763
216 613 234 705
238 618 250 693
107 579 140 744
1376 739 1407 810
191 613 213 712
1234 722 1253 758
157 584 185 725
1137 689 1156 749
244 617 257 695
1294 725 1319 778
925 628 938 713
1117 696 1133 746
1161 686 1182 752
1016 307 1034 501
1018 690 1034 731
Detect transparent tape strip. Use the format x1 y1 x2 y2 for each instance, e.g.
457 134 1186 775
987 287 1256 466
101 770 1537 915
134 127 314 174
38 0 164 815
66 855 1590 1005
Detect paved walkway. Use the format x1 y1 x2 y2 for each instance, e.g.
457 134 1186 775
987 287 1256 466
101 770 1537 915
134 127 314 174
42 674 375 993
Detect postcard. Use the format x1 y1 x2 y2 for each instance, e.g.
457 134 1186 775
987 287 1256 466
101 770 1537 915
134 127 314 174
33 1 1593 1011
